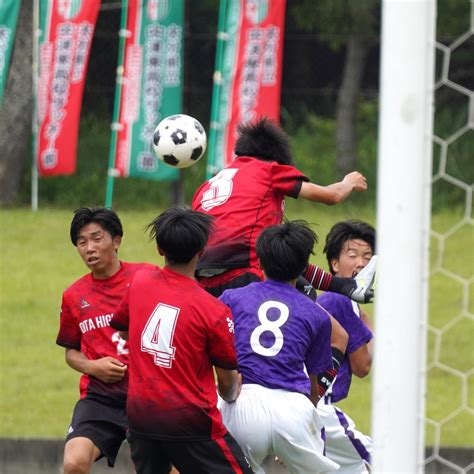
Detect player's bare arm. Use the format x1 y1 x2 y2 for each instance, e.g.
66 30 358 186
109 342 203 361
348 344 373 378
298 171 367 205
216 368 242 402
309 374 321 407
329 315 349 353
65 348 127 383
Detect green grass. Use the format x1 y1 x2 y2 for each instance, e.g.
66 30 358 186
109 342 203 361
0 205 473 446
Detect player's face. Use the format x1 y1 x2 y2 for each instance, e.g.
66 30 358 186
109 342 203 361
76 222 121 278
331 239 373 278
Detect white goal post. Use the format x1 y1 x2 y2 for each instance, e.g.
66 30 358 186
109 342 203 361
373 0 436 472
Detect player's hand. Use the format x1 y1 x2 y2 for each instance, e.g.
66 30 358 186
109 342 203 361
343 171 367 192
89 357 127 383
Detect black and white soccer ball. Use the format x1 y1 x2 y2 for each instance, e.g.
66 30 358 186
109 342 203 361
152 114 207 168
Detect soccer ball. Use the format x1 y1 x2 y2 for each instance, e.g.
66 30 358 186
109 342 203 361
152 114 207 168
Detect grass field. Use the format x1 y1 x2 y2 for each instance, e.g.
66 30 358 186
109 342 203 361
0 205 472 447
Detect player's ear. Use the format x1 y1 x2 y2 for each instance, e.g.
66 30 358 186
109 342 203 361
157 246 164 256
113 235 122 252
330 258 339 275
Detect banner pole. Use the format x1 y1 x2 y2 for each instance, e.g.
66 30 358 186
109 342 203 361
31 0 39 211
206 0 228 179
105 0 128 208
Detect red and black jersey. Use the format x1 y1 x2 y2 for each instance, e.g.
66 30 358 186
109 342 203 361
111 266 237 441
192 156 308 272
56 262 154 403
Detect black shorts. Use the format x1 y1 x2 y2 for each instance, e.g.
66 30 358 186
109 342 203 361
66 395 128 467
128 431 253 474
203 271 262 298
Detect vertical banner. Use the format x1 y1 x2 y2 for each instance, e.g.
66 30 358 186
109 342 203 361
0 0 20 103
207 0 286 177
109 0 183 181
35 0 100 176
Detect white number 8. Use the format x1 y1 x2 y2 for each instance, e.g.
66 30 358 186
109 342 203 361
250 301 289 357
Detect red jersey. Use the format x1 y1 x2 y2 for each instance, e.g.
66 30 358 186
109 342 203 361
56 262 153 403
111 266 237 441
192 156 308 273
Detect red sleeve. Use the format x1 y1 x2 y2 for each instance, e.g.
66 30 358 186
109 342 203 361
271 163 309 198
207 302 238 370
110 287 130 331
303 263 332 291
56 293 81 349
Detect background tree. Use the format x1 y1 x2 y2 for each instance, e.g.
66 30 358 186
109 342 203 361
292 0 379 177
0 0 32 205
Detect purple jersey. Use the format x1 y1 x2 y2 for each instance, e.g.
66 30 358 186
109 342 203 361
220 280 332 396
317 293 373 403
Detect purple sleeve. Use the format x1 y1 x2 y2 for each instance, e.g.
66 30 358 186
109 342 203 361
318 293 373 354
304 310 332 375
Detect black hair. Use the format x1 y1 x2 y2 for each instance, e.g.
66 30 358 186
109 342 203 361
147 207 214 264
256 220 318 282
70 207 123 246
234 117 294 165
323 220 376 275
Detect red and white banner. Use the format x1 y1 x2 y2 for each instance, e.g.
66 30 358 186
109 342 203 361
207 0 286 175
35 0 100 176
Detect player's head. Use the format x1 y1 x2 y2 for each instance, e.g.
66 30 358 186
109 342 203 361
234 117 294 165
70 207 123 246
257 220 318 282
148 207 214 264
324 220 376 277
70 207 123 274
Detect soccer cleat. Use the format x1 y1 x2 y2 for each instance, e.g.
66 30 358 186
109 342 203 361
348 255 378 304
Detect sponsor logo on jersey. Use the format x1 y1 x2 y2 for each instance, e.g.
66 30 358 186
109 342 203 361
80 299 90 308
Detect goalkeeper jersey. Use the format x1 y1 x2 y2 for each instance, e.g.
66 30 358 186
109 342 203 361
317 292 373 403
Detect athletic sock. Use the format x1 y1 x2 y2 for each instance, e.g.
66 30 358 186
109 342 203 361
317 348 345 398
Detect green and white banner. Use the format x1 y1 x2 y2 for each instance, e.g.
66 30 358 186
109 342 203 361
0 0 21 103
206 0 286 178
109 0 183 181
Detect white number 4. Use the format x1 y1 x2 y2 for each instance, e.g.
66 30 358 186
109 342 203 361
141 303 180 368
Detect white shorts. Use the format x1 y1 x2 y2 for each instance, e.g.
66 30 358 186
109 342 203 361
219 384 339 474
317 402 372 474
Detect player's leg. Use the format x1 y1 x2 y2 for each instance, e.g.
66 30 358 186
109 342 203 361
63 397 128 473
163 432 253 474
318 403 372 474
272 390 339 473
128 432 173 474
63 437 100 474
218 384 272 472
